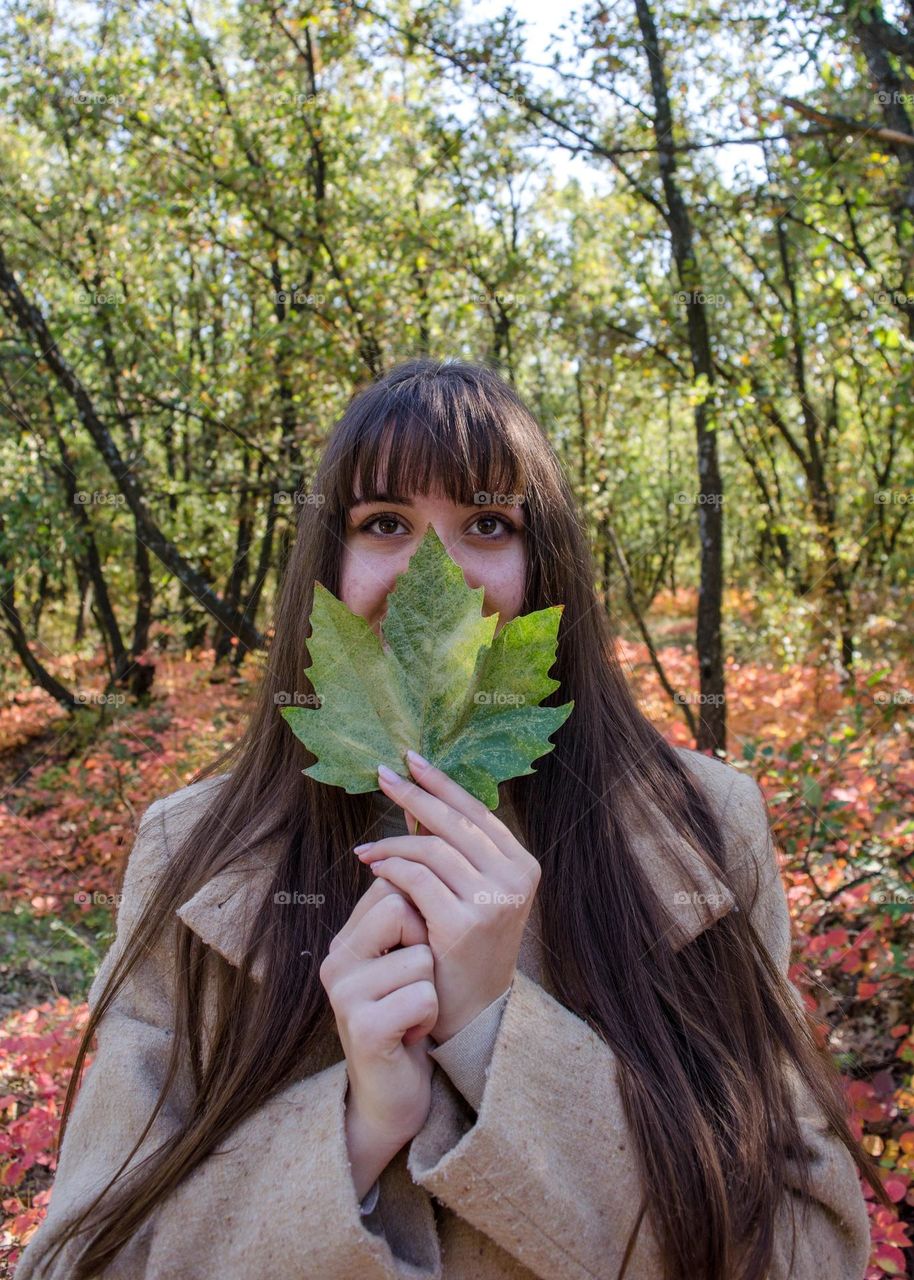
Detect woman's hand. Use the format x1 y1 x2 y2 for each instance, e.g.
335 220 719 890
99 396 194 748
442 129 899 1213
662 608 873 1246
353 751 541 1044
320 876 440 1188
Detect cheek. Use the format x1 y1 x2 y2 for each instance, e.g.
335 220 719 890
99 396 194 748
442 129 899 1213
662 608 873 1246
504 563 526 614
339 545 377 612
340 541 404 621
473 547 526 616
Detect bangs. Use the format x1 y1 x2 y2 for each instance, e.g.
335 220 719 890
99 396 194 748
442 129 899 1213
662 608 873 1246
327 368 528 511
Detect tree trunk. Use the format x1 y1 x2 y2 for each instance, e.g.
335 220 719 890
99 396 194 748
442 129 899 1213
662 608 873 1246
0 243 265 653
633 0 725 750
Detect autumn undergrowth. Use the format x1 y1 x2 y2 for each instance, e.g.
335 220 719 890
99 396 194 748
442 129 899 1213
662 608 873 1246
0 638 911 1277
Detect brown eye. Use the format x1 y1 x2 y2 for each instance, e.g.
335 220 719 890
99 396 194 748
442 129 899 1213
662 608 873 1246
356 511 517 540
358 512 407 536
470 514 515 539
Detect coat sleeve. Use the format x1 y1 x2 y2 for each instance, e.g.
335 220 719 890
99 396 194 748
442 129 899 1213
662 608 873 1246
405 772 872 1280
427 989 511 1111
14 797 443 1280
357 988 511 1226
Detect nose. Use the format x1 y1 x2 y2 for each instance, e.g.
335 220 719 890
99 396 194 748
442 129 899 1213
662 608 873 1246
423 520 457 556
422 522 478 581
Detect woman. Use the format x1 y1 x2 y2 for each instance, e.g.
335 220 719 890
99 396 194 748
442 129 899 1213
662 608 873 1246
16 358 887 1280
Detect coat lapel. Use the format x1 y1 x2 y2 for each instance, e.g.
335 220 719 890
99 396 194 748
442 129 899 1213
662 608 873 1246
174 781 736 985
175 840 279 985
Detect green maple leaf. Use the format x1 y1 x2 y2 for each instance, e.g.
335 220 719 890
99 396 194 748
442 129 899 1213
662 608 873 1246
280 524 574 809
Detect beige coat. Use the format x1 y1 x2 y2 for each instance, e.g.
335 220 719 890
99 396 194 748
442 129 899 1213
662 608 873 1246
15 748 871 1279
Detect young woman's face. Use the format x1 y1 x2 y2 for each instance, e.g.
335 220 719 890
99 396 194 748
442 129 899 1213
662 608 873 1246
340 482 526 637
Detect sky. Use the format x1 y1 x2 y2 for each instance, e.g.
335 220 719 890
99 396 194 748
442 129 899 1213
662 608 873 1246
461 0 787 188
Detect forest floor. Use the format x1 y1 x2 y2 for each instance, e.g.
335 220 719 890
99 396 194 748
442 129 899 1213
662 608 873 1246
0 606 912 1276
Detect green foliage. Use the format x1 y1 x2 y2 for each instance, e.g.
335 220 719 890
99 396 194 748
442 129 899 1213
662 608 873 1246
281 525 574 808
0 906 110 1006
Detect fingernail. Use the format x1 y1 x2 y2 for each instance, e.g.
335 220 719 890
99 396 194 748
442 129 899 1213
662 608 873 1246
377 763 400 784
406 749 430 770
353 843 373 853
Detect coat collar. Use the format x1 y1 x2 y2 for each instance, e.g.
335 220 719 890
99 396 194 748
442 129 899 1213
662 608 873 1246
174 775 737 985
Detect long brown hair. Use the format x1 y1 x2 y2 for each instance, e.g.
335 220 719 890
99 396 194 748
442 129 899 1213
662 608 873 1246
49 357 887 1279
